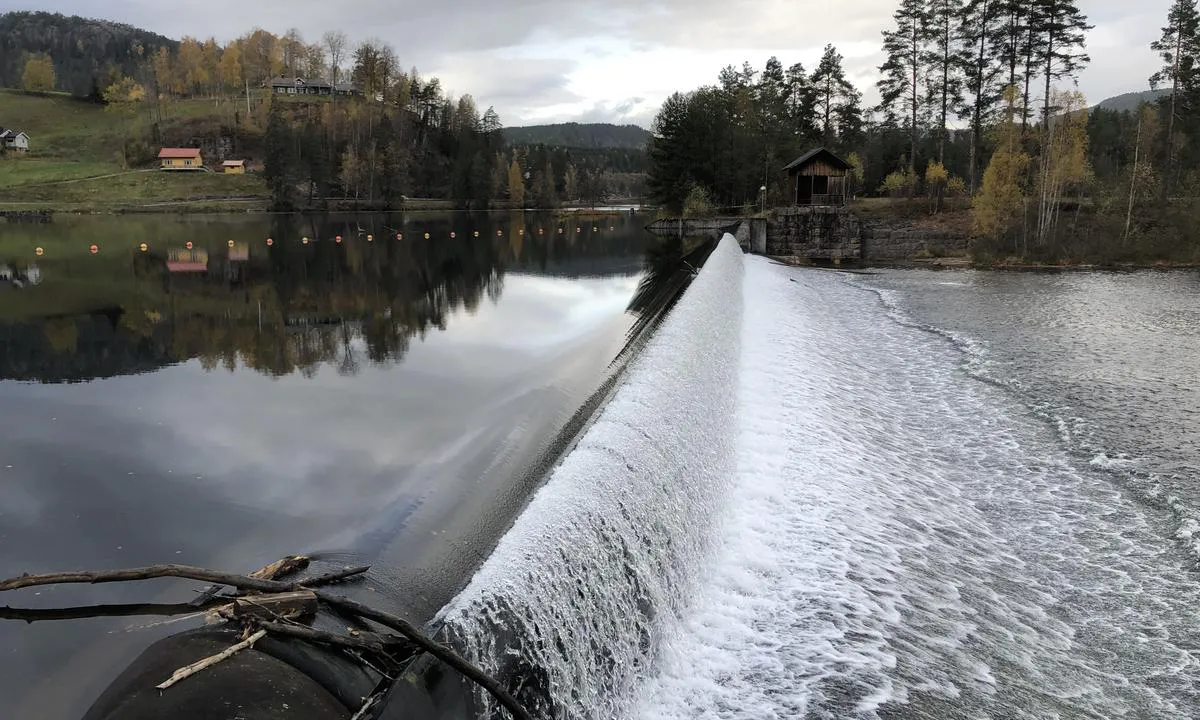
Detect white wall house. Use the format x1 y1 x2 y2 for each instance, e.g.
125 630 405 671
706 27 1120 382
0 129 30 152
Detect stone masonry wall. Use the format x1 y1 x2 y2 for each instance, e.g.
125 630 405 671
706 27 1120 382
766 206 862 261
860 225 970 260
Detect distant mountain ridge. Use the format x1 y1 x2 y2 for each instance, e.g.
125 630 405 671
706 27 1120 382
503 122 651 149
0 11 178 96
1094 89 1171 114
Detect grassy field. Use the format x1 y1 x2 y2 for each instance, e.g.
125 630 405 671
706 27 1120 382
0 88 268 207
0 169 267 210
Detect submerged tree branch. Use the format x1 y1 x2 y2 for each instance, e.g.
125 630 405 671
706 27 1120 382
313 591 533 720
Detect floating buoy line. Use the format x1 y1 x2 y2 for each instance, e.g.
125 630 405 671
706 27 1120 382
19 224 626 260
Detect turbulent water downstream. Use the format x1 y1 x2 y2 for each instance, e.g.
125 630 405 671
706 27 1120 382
441 243 1200 719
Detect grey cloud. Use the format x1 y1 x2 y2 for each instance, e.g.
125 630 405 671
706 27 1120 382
25 0 1164 125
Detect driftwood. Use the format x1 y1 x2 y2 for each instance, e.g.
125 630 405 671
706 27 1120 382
156 629 268 690
192 555 311 607
253 620 398 653
250 556 311 580
0 560 535 720
0 600 227 623
0 565 293 594
302 565 370 588
206 590 320 625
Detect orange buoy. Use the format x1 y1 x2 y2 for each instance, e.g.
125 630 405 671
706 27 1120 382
186 241 193 250
424 232 430 239
450 231 456 238
335 235 343 243
139 243 149 252
302 237 310 244
473 231 479 237
90 244 99 254
227 240 235 248
266 238 274 246
367 234 374 242
558 228 563 234
397 233 403 240
35 247 44 257
497 230 503 236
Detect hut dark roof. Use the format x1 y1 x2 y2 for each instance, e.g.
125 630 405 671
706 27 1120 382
782 147 852 173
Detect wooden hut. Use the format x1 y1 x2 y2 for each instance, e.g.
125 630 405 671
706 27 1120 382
783 148 852 206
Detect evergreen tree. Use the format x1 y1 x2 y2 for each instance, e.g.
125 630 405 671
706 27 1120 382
1031 0 1092 129
264 103 297 209
1150 0 1200 167
878 0 931 179
786 62 818 140
812 45 861 146
959 0 1006 190
926 0 966 162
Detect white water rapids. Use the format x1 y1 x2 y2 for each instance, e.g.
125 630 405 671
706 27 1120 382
439 237 1200 719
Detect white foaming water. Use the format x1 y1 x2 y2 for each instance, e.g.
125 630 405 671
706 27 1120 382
442 244 1200 719
437 238 744 718
638 258 1200 718
860 272 1200 568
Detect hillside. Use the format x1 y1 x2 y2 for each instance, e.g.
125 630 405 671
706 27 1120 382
503 122 651 149
0 88 267 210
0 11 177 97
1094 89 1170 114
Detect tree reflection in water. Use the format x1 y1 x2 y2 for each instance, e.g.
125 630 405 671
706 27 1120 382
0 213 691 383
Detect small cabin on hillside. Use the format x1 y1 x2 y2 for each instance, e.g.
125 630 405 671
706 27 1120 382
222 160 247 174
0 129 30 152
268 76 361 97
783 147 851 206
159 148 204 170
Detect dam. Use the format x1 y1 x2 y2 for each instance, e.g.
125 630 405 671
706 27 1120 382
5 226 1200 719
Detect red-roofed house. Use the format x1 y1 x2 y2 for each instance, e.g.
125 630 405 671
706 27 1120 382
158 148 204 171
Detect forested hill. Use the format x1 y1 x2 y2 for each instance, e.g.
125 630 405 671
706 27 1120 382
0 11 177 97
503 123 651 149
1095 90 1170 114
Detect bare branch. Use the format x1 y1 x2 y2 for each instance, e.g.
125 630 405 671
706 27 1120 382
156 629 268 690
0 566 291 594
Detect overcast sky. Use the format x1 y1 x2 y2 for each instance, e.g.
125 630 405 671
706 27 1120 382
7 0 1170 128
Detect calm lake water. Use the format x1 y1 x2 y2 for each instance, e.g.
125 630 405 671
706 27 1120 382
0 211 692 718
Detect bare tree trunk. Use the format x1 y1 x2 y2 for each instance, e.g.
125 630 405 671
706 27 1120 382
1124 109 1143 245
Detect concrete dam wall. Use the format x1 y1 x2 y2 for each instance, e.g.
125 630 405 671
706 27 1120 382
650 208 970 265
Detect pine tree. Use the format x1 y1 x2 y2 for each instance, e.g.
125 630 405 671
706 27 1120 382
959 0 1006 190
812 45 860 146
785 62 818 141
878 0 931 179
997 0 1033 127
264 103 297 209
1031 0 1092 129
926 0 966 162
1150 0 1200 167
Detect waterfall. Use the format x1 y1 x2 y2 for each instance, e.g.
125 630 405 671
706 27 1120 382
435 237 745 719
